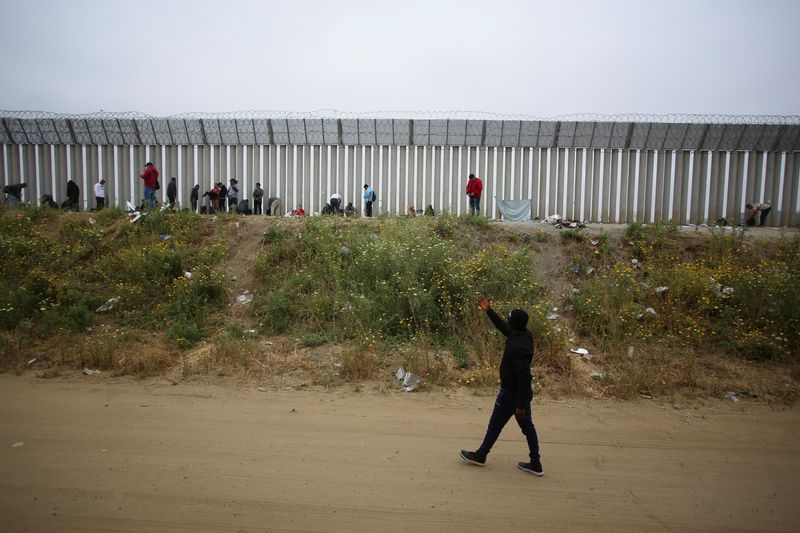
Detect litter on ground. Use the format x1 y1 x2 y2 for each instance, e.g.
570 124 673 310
395 367 422 392
96 297 119 313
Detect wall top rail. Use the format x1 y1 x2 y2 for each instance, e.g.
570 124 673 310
2 111 799 151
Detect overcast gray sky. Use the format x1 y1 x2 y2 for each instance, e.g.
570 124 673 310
1 0 798 117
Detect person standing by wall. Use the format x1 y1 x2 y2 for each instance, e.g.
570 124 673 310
459 295 542 477
140 162 159 209
465 173 483 215
227 179 239 212
93 179 106 210
252 183 264 215
218 182 228 212
66 179 80 211
4 182 27 208
363 183 375 217
190 184 200 212
167 177 177 208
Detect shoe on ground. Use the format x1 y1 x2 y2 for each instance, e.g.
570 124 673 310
517 461 544 476
459 450 486 466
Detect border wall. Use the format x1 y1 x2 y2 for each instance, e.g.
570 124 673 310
1 113 798 226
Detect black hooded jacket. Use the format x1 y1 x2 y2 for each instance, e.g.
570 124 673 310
66 180 79 203
486 308 534 408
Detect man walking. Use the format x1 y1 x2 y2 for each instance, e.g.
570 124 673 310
253 183 264 215
465 173 483 215
363 183 375 217
94 179 106 210
459 295 542 476
140 162 159 209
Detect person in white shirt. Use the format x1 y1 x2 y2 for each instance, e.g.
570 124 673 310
94 179 106 210
329 192 342 214
744 202 771 226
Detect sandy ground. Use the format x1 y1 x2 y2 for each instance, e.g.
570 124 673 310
1 375 799 533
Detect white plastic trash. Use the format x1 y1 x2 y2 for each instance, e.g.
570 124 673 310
395 367 422 392
401 372 422 392
96 297 119 313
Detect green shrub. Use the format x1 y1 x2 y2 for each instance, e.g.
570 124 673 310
571 232 800 360
303 333 328 347
258 290 294 334
167 322 203 350
625 221 645 241
252 217 562 371
560 229 586 243
460 213 489 228
0 210 227 346
38 305 93 336
262 223 289 245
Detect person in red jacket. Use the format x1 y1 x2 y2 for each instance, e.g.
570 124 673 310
465 173 483 215
140 162 159 208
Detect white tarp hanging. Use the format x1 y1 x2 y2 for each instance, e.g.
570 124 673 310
497 199 532 221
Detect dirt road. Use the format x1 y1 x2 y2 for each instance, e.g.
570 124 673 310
1 375 798 532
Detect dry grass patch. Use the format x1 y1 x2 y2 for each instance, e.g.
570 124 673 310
179 335 317 379
0 327 177 377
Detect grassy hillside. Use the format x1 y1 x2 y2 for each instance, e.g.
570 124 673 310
1 208 798 402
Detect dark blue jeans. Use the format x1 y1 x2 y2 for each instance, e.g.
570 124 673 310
477 388 540 462
144 187 156 209
469 195 480 214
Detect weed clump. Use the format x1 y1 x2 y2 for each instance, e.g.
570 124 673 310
0 208 228 370
572 227 799 363
252 216 562 382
